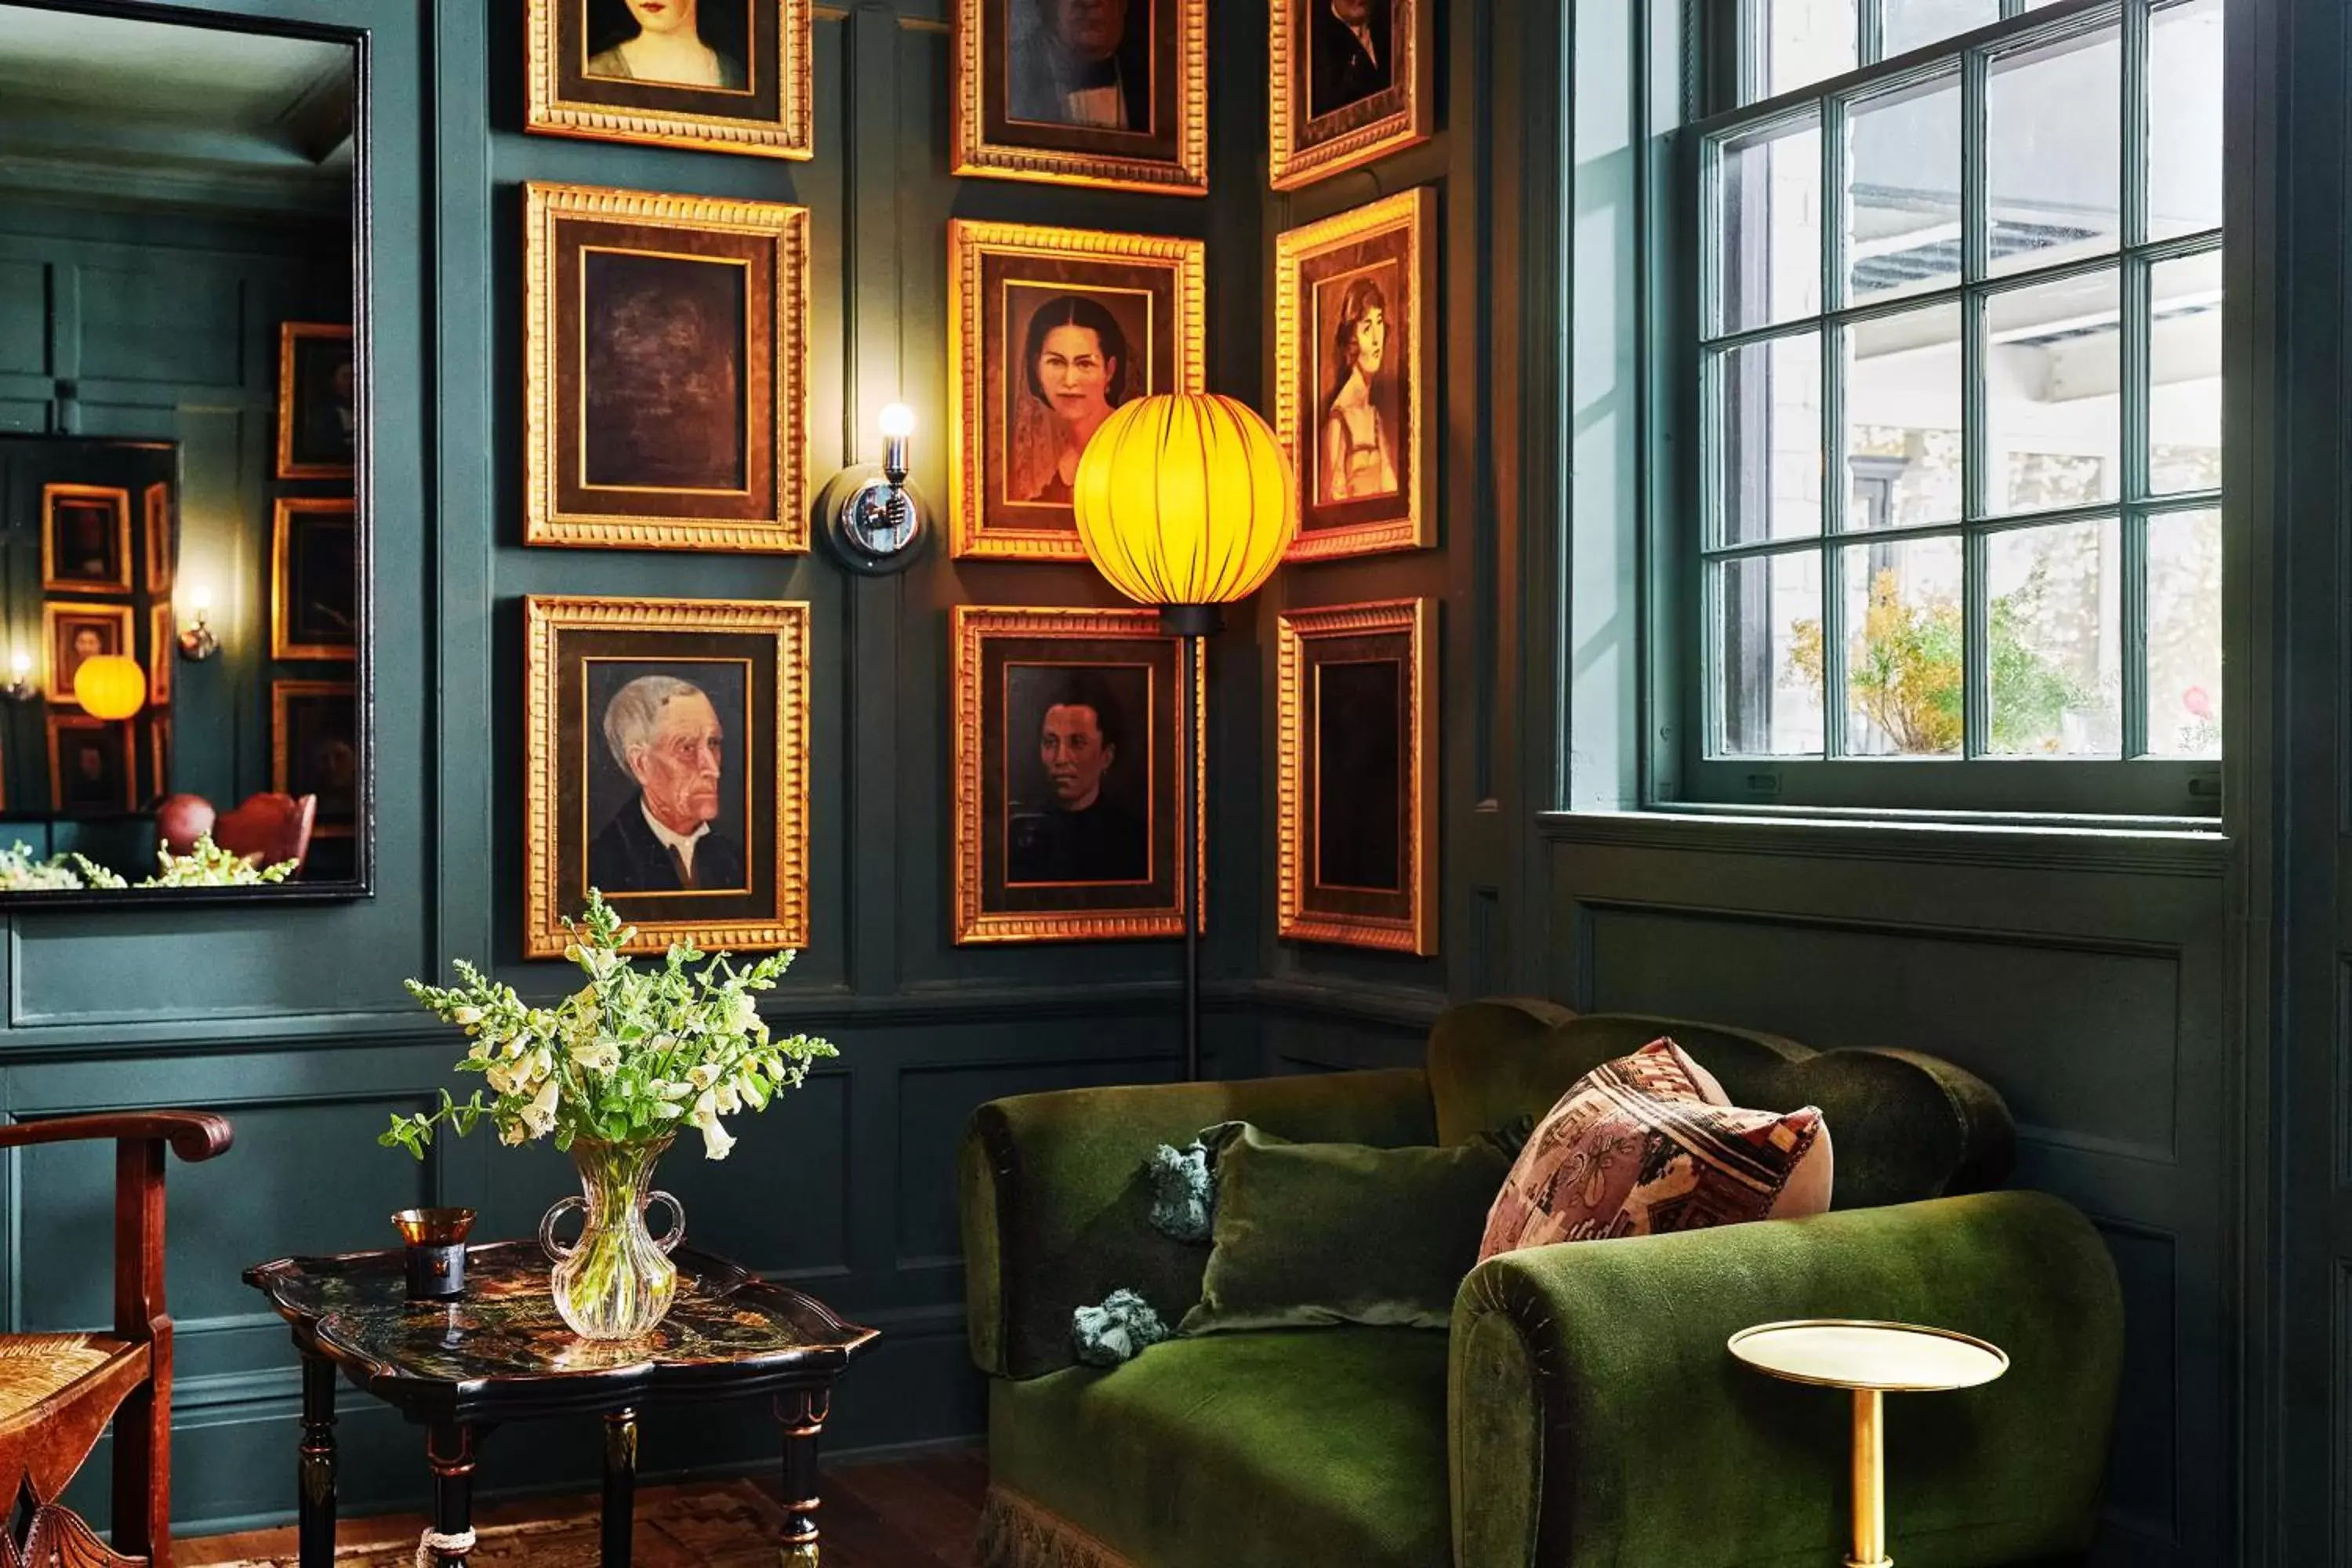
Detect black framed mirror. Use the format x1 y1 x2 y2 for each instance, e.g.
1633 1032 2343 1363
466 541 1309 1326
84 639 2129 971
0 0 370 903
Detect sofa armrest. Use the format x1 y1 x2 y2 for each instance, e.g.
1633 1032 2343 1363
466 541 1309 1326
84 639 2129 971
1449 1191 2123 1568
960 1069 1435 1378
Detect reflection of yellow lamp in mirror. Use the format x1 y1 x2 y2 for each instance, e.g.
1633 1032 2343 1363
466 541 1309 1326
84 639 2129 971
1 651 34 706
75 655 145 721
178 586 220 662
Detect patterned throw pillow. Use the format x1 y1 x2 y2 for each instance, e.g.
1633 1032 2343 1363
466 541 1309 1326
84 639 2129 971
1477 1037 1833 1261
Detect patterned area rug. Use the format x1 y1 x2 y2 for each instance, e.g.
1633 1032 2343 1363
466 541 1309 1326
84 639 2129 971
203 1482 789 1567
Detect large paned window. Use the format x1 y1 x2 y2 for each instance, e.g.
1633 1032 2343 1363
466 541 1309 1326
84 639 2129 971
1689 0 2223 815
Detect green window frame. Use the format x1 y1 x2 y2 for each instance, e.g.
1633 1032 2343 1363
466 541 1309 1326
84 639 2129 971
1675 0 2225 819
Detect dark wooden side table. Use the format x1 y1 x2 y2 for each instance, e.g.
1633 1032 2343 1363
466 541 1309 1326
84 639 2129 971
244 1240 878 1567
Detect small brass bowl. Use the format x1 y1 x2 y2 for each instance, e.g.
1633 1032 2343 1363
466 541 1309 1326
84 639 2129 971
391 1207 477 1245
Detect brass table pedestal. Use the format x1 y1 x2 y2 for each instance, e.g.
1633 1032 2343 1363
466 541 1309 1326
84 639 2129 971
1728 1319 2009 1568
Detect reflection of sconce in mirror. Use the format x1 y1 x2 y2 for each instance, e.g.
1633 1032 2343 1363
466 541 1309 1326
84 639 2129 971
178 587 220 662
820 401 928 575
1 652 37 706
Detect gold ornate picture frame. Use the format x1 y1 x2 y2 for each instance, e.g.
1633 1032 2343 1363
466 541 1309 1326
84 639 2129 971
42 601 133 710
524 183 811 553
949 221 1206 561
1269 0 1434 190
48 713 130 817
272 679 358 839
276 323 355 480
272 498 358 662
1275 187 1438 561
39 484 132 594
525 595 811 958
1276 597 1436 955
952 606 1205 945
526 0 813 159
952 0 1207 194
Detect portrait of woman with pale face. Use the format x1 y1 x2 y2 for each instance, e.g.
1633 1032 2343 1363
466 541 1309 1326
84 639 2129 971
1317 270 1401 506
1011 292 1134 507
586 0 748 89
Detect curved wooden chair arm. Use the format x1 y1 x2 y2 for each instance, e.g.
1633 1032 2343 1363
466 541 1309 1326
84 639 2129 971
0 1111 234 1163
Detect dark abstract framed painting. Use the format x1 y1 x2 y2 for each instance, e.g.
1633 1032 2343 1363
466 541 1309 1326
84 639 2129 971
43 601 133 710
524 183 810 553
276 323 356 480
948 221 1203 561
524 595 810 957
527 0 811 159
273 498 358 661
272 680 359 839
48 714 134 818
1276 597 1434 954
148 604 172 707
953 0 1206 194
952 605 1203 945
41 484 131 594
1275 187 1436 561
1269 0 1432 190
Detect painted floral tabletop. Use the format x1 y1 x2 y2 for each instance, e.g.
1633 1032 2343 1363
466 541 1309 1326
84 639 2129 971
244 1240 875 1415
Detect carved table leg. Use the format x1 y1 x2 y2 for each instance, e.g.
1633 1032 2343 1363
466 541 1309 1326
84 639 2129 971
297 1356 337 1568
775 1388 829 1566
601 1410 637 1568
426 1423 477 1566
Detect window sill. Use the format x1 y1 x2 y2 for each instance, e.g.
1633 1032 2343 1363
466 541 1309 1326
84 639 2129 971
1536 803 2228 876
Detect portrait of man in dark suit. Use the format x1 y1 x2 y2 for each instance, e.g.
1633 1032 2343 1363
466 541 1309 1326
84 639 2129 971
1008 0 1152 132
1309 0 1394 120
587 672 747 895
1007 668 1149 886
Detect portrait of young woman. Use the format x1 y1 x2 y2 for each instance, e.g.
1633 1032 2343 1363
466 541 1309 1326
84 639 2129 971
526 0 812 158
1276 187 1436 561
949 220 1203 560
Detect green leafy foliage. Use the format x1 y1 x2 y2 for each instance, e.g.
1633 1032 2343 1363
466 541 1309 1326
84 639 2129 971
140 834 298 887
381 889 836 1163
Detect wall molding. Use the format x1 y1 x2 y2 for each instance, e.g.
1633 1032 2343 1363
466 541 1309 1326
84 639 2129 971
1542 809 2230 878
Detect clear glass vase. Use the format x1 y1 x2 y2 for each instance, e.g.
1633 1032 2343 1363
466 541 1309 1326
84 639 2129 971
539 1136 686 1341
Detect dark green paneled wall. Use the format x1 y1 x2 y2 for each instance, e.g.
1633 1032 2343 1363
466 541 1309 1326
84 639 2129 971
0 0 1272 1534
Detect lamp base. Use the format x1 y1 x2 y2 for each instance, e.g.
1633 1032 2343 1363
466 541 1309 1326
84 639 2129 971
819 464 927 575
1158 604 1224 640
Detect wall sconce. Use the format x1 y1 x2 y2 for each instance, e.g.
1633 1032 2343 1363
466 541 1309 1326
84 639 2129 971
178 587 220 662
819 402 928 575
1 652 37 706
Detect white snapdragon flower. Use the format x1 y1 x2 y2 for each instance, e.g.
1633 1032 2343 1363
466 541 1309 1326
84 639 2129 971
518 1077 561 1138
498 1118 528 1146
571 1036 621 1073
715 1080 742 1116
728 992 761 1035
688 1062 723 1091
452 1005 485 1029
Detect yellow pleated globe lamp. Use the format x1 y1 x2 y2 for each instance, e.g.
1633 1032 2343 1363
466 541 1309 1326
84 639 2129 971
1071 394 1298 1081
1073 393 1298 639
74 655 147 721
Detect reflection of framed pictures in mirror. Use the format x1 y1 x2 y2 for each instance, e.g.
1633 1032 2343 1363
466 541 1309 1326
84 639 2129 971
273 498 358 661
525 183 810 553
953 0 1206 194
148 604 173 707
527 0 811 158
1276 597 1434 954
1276 187 1436 561
43 601 133 710
277 324 356 480
150 714 171 803
525 595 810 958
48 714 135 818
952 606 1203 946
272 680 358 840
1269 0 1434 190
41 484 132 594
143 481 173 595
949 221 1205 561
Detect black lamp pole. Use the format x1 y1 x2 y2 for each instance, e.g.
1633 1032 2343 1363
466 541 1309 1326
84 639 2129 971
1162 604 1221 1082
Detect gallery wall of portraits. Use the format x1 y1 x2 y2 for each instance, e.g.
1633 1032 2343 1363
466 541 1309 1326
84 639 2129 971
482 0 1457 991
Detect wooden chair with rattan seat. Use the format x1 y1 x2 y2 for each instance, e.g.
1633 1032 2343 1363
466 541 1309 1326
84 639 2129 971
0 1112 234 1568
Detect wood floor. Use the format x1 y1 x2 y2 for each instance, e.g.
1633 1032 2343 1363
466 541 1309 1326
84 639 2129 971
178 1446 988 1568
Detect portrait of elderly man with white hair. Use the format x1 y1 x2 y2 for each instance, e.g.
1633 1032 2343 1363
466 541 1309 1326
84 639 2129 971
588 673 747 895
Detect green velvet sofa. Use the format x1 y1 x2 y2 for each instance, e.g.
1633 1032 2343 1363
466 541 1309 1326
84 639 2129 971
958 999 2125 1568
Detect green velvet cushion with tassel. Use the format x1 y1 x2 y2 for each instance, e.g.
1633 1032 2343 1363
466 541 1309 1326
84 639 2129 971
1178 1122 1512 1334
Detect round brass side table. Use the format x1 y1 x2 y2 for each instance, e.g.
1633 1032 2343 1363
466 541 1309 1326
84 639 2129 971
1728 1319 2008 1568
